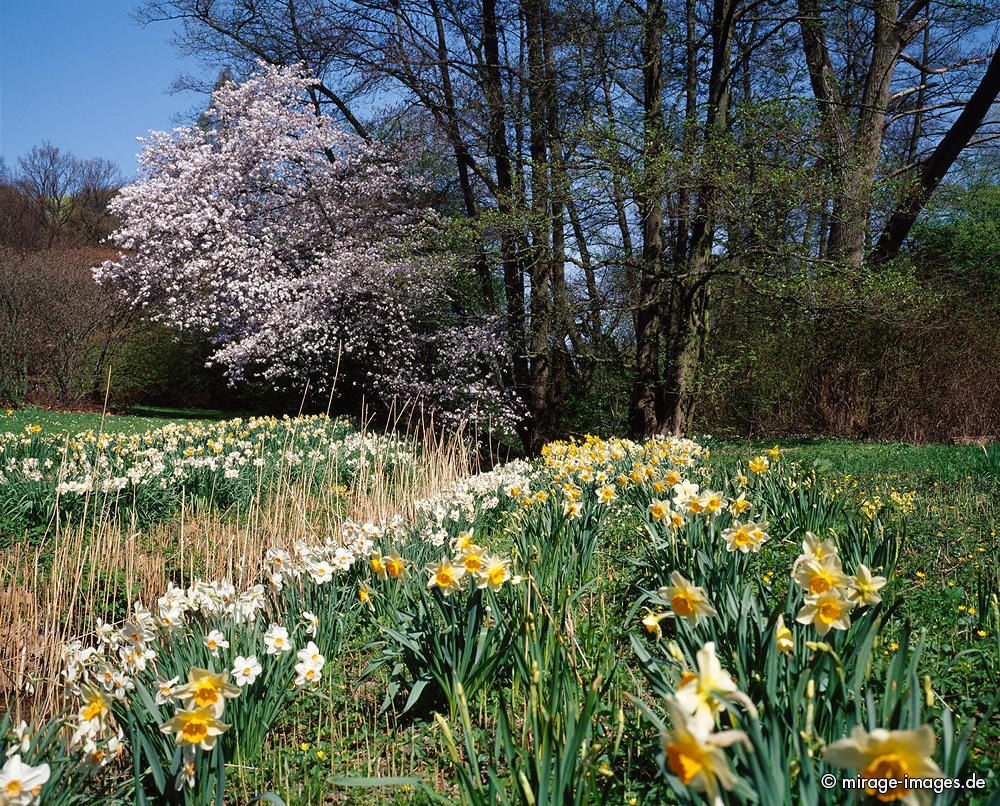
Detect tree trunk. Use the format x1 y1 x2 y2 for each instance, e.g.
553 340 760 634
872 43 1000 265
524 0 554 451
629 0 666 438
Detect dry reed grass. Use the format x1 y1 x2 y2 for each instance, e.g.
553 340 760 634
0 421 476 726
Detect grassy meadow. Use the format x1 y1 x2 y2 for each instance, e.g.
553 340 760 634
0 411 997 804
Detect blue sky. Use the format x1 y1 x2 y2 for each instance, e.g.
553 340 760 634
1 1 211 177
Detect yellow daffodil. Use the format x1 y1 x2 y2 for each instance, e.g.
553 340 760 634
796 589 855 636
675 642 750 720
775 615 794 654
792 555 850 596
824 725 943 805
160 706 230 750
729 493 751 515
640 607 670 640
649 500 670 521
452 530 476 552
660 696 748 802
476 555 511 591
748 456 769 474
456 546 485 575
597 485 617 504
722 522 763 553
659 571 718 627
385 551 406 579
848 564 888 607
174 668 240 717
796 532 838 565
426 558 466 596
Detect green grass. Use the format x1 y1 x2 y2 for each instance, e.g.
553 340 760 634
0 405 227 436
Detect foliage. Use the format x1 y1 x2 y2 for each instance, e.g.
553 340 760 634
95 63 520 434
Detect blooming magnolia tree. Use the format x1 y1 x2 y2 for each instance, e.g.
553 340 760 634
97 63 519 431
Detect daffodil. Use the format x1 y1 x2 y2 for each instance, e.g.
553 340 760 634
722 522 764 553
641 607 670 640
0 755 50 806
700 490 726 516
658 572 718 627
456 546 486 575
451 529 476 552
649 500 670 521
231 656 262 687
385 551 406 579
563 500 582 519
847 564 887 606
824 725 943 804
174 668 240 716
264 624 293 655
775 615 794 654
659 697 747 805
795 532 838 565
675 642 750 720
476 555 511 591
161 707 230 750
426 557 466 595
748 456 769 474
796 589 854 636
729 493 751 515
597 485 617 504
792 555 850 596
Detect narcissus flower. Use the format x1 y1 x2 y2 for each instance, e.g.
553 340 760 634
675 642 751 720
264 624 293 655
722 522 763 553
78 687 111 727
748 456 769 474
796 590 855 636
659 572 718 627
0 754 50 806
729 493 751 515
659 697 748 804
174 668 240 716
426 557 466 595
203 630 229 656
824 725 943 805
792 555 849 596
563 500 582 519
385 552 406 579
847 564 888 607
231 656 262 687
476 555 511 591
775 615 794 654
700 490 726 516
456 546 485 575
795 532 838 565
597 485 617 504
649 500 670 521
451 530 476 552
294 642 326 686
640 608 670 640
161 707 230 750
